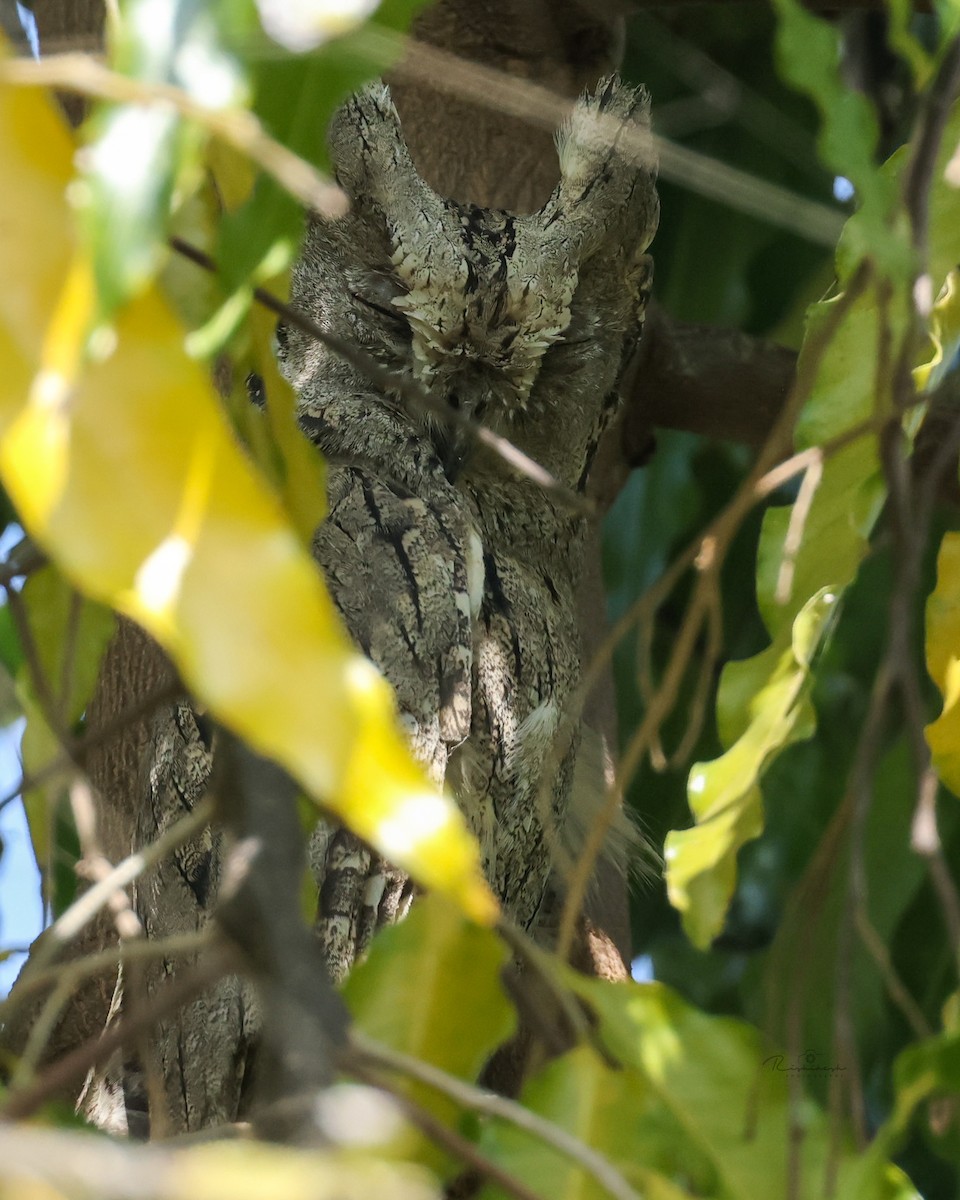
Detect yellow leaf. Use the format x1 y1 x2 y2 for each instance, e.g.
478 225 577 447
926 532 960 797
0 49 496 925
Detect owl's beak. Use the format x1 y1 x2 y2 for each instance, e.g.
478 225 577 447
436 423 471 482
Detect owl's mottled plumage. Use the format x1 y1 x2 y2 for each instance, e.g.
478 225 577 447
136 75 657 1127
280 77 658 977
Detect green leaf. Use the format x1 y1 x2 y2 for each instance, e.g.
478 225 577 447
924 532 960 795
770 0 908 279
668 83 960 941
80 0 247 312
563 976 919 1200
666 587 836 947
0 601 23 678
345 895 514 1073
885 0 934 87
345 895 515 1167
0 605 23 726
879 1029 960 1168
479 1045 708 1200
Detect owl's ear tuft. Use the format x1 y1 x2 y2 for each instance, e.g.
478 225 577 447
327 81 451 261
551 75 659 258
328 82 400 202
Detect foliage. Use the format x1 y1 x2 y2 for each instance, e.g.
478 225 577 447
1 0 960 1197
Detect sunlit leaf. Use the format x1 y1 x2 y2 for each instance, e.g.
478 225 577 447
0 46 496 925
925 532 960 796
175 1137 440 1199
666 588 835 947
668 80 960 944
916 269 960 394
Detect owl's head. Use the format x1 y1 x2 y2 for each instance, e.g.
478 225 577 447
283 78 658 485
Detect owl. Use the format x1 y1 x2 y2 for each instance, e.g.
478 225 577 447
133 74 658 1131
279 76 659 978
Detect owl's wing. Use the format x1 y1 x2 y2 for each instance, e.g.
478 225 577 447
309 463 476 979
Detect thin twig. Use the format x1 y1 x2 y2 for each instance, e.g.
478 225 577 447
351 1062 545 1200
902 36 960 270
350 1033 642 1200
854 906 930 1040
1 942 236 1121
664 587 723 770
373 28 844 245
6 778 147 1092
0 929 213 1015
24 794 215 976
775 450 823 605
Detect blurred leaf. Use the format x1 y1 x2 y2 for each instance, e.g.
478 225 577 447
345 895 514 1070
80 0 247 312
0 601 23 678
257 0 386 52
0 603 23 726
15 567 114 723
0 45 496 925
175 1140 440 1200
880 1029 960 1170
345 895 514 1166
885 0 933 88
0 1129 441 1200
